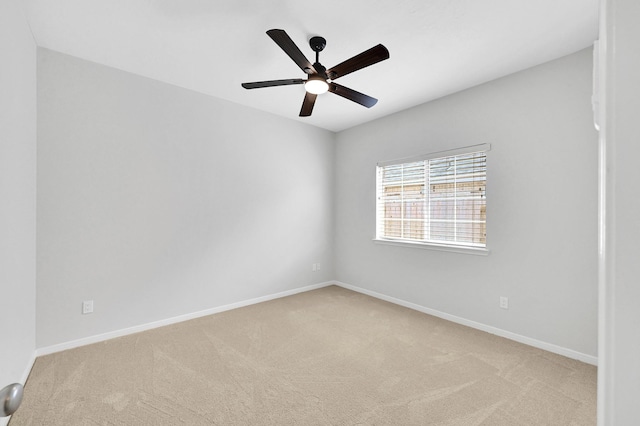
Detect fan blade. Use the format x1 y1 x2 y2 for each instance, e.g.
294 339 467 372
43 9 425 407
267 29 316 74
241 79 304 89
326 44 389 80
299 92 317 117
328 83 378 108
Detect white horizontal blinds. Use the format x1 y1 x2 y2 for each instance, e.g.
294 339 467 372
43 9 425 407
428 152 486 246
378 161 427 240
377 147 487 247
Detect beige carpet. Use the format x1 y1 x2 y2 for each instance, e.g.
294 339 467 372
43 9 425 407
11 286 596 425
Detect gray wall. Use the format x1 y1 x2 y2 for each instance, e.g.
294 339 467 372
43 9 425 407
33 44 599 361
334 48 598 358
36 49 335 348
0 0 37 411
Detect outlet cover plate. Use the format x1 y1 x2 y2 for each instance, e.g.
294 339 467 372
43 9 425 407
499 296 509 309
82 300 94 314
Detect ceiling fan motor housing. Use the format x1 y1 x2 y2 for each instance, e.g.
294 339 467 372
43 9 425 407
309 36 326 52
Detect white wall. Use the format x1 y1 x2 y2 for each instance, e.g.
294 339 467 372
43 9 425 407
0 0 37 418
36 49 335 348
334 48 598 359
599 0 640 423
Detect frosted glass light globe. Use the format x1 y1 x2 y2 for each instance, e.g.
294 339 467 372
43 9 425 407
305 78 329 95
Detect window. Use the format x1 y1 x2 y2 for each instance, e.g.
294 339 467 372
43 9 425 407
375 144 489 252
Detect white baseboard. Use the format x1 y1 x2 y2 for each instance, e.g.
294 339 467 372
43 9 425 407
20 351 37 384
33 279 598 366
36 281 334 357
334 281 598 366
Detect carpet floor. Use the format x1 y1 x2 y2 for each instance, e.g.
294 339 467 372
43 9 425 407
10 286 596 425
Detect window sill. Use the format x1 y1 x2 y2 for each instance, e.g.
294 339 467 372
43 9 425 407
372 238 490 256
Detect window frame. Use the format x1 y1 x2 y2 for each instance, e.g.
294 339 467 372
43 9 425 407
374 143 490 255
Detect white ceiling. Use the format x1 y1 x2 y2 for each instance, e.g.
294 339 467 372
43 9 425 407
24 0 599 132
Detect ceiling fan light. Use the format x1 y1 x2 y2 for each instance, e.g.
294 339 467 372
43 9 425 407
305 77 329 95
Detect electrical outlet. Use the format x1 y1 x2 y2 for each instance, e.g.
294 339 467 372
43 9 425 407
312 264 317 272
82 300 94 314
499 296 509 310
316 263 321 271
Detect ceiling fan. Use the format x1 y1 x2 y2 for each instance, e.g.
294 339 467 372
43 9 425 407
241 29 389 117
